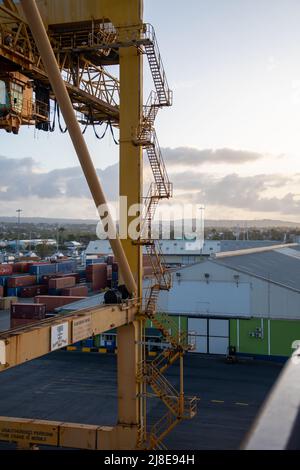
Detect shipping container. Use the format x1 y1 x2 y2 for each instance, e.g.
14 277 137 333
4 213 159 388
48 276 76 290
0 297 18 310
19 285 48 298
0 264 13 276
86 263 107 291
40 273 57 285
48 288 62 296
55 272 80 283
12 262 31 274
29 263 57 281
7 275 37 288
56 260 77 273
0 276 9 287
7 287 22 297
34 295 86 312
106 256 115 265
11 302 46 320
61 285 88 297
86 258 106 266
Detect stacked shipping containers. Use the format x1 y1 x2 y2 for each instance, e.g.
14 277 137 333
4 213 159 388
86 263 107 291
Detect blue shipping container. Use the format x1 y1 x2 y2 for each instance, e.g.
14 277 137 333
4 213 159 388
0 276 9 287
86 258 105 266
57 261 76 273
7 287 22 297
48 288 62 296
29 264 57 282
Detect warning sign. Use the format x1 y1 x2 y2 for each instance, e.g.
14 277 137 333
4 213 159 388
72 315 92 343
51 323 69 351
0 340 5 366
0 420 59 446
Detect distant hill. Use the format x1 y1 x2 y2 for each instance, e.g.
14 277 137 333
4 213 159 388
0 217 97 225
0 216 299 228
203 219 300 228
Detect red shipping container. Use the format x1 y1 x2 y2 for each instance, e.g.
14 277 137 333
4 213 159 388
0 286 3 298
86 264 107 291
40 274 58 285
86 263 107 280
56 272 80 283
19 285 48 298
93 269 107 292
107 255 115 265
13 262 31 273
7 275 37 288
11 318 40 328
34 296 86 312
10 303 46 320
0 264 13 276
48 276 76 289
61 285 88 297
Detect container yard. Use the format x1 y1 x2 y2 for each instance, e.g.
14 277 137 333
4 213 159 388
0 0 299 456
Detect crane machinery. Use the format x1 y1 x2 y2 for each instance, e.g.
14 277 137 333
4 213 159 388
0 0 197 450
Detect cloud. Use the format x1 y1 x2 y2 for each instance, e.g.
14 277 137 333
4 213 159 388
0 156 118 201
170 171 300 215
1 154 300 218
162 147 264 167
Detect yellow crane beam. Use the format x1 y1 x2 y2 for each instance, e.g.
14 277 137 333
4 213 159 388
0 417 138 450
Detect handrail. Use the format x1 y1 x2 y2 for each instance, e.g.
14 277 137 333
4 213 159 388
243 346 300 450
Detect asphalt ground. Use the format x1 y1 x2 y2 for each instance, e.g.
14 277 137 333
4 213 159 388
0 351 282 450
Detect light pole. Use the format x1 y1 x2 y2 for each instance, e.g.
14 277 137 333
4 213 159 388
16 209 22 255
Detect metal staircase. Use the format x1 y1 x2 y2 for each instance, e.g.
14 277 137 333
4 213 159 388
143 25 173 107
133 23 197 450
137 360 197 449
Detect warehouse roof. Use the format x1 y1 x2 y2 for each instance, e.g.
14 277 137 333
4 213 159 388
55 294 105 312
214 246 300 291
85 238 280 257
219 240 279 252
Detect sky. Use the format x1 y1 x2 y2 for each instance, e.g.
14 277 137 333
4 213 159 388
2 0 300 222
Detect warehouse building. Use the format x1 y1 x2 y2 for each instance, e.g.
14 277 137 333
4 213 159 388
56 244 300 361
156 244 300 360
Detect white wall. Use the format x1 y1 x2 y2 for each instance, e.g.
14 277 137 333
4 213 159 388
158 280 251 316
157 260 300 320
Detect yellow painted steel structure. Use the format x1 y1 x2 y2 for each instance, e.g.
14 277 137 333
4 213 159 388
0 302 138 372
0 0 197 450
33 0 143 27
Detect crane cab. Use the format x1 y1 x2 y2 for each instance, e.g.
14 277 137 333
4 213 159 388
0 72 33 134
0 72 49 134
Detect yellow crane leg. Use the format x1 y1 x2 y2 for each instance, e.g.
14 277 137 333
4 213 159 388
117 31 143 440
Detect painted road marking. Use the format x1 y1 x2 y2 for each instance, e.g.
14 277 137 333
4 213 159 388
200 398 250 406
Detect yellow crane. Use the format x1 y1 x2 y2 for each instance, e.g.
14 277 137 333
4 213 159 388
0 0 197 450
